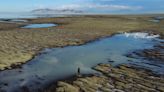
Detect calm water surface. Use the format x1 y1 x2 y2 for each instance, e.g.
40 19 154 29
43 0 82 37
22 23 57 28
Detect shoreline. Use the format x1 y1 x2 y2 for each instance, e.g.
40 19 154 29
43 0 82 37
0 33 115 71
43 41 164 91
45 63 164 92
1 30 162 71
1 29 162 71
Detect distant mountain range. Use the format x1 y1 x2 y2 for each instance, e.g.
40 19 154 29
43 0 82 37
31 8 84 14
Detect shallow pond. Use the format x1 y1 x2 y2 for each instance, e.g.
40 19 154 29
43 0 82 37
0 33 163 92
22 23 57 28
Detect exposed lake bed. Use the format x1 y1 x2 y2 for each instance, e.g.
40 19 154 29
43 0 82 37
0 15 164 92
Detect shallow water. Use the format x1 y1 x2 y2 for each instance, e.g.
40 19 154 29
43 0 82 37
22 23 57 28
0 33 163 92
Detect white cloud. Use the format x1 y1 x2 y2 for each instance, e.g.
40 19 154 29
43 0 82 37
57 4 82 10
56 4 142 11
87 4 142 10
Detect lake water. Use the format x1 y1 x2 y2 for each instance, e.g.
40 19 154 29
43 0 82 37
22 23 57 28
0 33 163 92
0 12 71 19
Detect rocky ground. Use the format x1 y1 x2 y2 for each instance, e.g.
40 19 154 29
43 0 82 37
0 15 164 70
45 64 164 92
134 43 164 61
126 41 164 62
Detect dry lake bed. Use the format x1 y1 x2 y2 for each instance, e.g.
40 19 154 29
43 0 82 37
0 15 164 92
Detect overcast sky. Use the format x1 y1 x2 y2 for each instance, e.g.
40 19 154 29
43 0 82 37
0 0 164 14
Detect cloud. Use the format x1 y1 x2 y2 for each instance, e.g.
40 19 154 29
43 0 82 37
57 4 82 10
87 4 142 10
56 4 142 11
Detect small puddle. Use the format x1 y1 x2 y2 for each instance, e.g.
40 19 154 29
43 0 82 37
22 23 57 28
0 32 163 92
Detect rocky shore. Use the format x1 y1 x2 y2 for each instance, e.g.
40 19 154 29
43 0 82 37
135 44 164 61
45 64 164 92
127 42 164 62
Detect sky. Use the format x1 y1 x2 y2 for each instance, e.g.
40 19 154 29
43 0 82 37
0 0 164 14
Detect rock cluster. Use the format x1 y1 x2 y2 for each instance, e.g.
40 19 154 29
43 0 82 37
46 64 164 92
135 44 164 61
